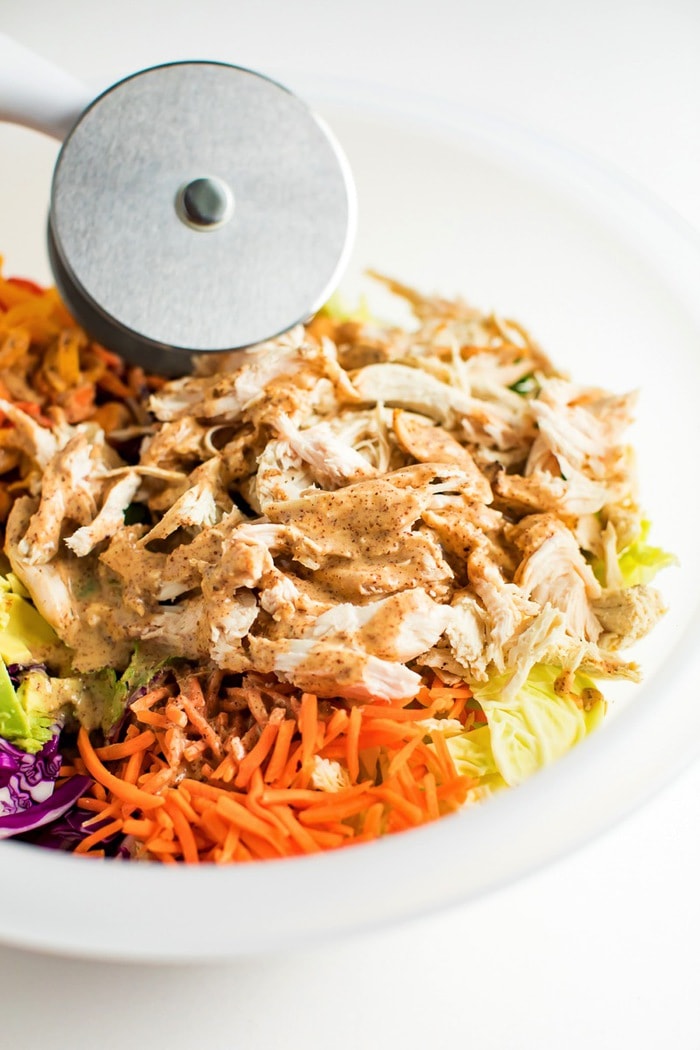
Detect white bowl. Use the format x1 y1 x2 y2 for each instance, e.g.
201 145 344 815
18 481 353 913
1 77 699 962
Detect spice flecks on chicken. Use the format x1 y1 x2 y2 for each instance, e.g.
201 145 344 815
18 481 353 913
4 278 660 698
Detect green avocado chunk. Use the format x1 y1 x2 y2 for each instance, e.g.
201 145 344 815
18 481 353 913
0 657 53 753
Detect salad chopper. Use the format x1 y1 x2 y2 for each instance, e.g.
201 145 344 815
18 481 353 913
0 34 356 375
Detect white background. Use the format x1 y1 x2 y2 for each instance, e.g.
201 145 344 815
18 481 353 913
1 1 699 1047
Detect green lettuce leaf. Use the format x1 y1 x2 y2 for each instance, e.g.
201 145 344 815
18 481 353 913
469 664 605 787
319 290 372 323
617 519 677 588
15 647 170 738
444 724 508 797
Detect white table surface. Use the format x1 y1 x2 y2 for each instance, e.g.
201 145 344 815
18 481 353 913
1 1 699 1046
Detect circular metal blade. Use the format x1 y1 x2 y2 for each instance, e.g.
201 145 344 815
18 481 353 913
48 61 356 375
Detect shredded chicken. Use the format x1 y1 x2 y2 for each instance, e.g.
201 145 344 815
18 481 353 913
3 278 663 695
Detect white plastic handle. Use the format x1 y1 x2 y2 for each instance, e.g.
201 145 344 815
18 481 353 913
0 33 93 140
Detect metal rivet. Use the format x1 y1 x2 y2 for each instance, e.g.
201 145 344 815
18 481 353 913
177 176 234 230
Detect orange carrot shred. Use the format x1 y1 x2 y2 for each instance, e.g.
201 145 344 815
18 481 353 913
363 801 385 839
74 818 124 854
94 730 156 762
299 693 318 769
77 727 165 811
422 772 440 820
346 705 362 784
144 838 180 855
165 794 200 864
234 722 278 788
386 734 423 779
76 797 110 814
432 729 459 782
375 786 424 825
270 804 320 854
121 818 156 838
132 710 170 730
263 718 296 784
323 706 349 745
57 632 482 867
274 742 303 790
215 795 285 854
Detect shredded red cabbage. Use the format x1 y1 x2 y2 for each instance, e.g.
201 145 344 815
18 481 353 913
25 797 130 857
0 732 62 814
0 773 91 839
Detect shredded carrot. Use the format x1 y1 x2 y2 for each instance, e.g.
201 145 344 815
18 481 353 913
131 685 172 712
74 818 124 854
180 778 230 804
121 818 156 838
270 804 320 855
164 794 200 864
133 709 170 730
179 689 223 757
77 727 165 810
298 793 374 826
307 828 347 849
321 707 349 747
346 705 363 783
168 788 199 826
144 838 180 855
363 802 385 839
263 718 296 784
76 797 110 814
362 702 440 722
216 795 286 854
422 772 440 821
234 722 278 788
60 668 480 865
431 729 459 783
375 786 424 825
218 826 240 864
82 801 121 828
210 752 236 783
299 692 318 771
94 729 156 762
274 742 304 790
386 734 424 778
122 748 146 786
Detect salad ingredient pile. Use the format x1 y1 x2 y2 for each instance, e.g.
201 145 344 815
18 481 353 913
0 266 673 861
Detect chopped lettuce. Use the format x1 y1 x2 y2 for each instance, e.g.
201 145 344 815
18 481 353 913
15 668 120 736
116 646 167 706
617 519 677 588
593 518 676 589
444 724 507 797
466 664 605 787
11 646 169 742
319 290 372 323
0 562 173 751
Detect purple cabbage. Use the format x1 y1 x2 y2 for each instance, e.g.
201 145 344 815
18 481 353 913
0 730 92 841
0 774 91 839
27 797 130 857
0 658 172 856
0 733 62 816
